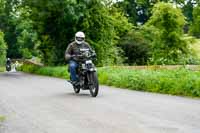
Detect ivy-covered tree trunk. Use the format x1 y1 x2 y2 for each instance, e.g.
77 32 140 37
190 6 200 38
0 31 7 66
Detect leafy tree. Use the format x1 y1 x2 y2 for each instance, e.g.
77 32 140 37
22 0 89 65
82 1 132 65
119 28 152 65
190 6 200 38
22 0 132 66
116 0 138 24
15 8 39 59
0 0 30 59
0 31 7 66
116 0 198 26
146 2 188 64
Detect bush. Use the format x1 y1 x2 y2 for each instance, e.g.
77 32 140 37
19 64 70 79
118 28 152 65
146 2 188 65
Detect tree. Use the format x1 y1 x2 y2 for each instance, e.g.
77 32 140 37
190 6 200 38
0 31 7 66
0 0 30 59
119 28 152 65
146 2 188 64
15 7 39 59
21 0 132 66
116 0 138 24
82 1 132 65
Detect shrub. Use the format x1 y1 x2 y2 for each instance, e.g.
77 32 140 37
118 28 152 65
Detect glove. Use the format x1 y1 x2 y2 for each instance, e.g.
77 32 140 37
91 52 97 58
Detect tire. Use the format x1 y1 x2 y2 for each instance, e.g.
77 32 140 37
73 86 80 94
88 72 99 97
70 74 80 94
6 66 11 72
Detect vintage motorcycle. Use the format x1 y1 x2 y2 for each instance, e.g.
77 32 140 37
69 49 99 97
6 64 11 72
6 59 12 72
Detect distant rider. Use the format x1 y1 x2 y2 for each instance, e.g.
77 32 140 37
65 31 96 85
6 58 11 66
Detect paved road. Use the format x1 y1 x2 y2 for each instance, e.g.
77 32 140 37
0 72 200 133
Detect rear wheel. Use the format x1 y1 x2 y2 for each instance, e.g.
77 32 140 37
88 72 99 97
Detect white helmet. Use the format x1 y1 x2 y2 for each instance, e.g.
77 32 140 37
75 31 85 44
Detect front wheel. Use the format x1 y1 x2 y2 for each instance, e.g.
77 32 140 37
87 72 99 97
73 86 80 94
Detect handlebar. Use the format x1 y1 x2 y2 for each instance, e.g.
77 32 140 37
71 52 96 59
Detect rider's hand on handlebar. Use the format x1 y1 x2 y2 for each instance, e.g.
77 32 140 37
71 54 82 58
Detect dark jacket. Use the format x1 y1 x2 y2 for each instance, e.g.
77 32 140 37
65 41 93 61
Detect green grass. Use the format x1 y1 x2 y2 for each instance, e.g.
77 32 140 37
0 67 5 72
98 67 200 97
0 115 5 122
19 64 70 79
19 64 200 97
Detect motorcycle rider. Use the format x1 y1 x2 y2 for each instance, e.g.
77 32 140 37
65 31 96 85
6 58 12 71
6 58 11 66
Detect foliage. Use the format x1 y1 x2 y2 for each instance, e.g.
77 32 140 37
19 64 69 79
19 64 200 97
21 0 132 66
190 6 200 38
116 0 199 25
98 67 200 97
0 67 5 72
181 36 200 64
0 115 5 122
15 17 39 59
0 31 7 66
118 27 152 65
146 2 188 64
82 3 132 66
1 0 200 65
0 0 38 59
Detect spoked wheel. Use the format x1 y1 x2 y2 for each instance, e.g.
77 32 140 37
70 78 80 94
73 86 80 94
88 72 99 97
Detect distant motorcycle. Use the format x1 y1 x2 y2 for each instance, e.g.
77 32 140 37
69 49 99 97
6 59 12 72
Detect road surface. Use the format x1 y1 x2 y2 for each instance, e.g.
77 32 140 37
0 72 200 133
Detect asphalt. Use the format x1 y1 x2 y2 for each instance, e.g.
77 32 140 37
0 72 200 133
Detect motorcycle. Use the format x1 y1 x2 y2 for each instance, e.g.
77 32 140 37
6 63 11 72
69 49 99 97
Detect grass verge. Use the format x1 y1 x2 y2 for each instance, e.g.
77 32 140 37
19 64 200 97
0 115 5 122
0 67 5 72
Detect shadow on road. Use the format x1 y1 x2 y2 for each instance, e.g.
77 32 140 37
0 72 22 79
52 92 92 99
